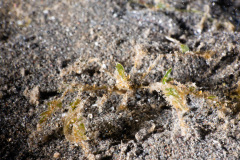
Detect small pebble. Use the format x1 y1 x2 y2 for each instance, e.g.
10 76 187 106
36 123 42 131
43 10 49 14
20 68 25 77
53 152 60 158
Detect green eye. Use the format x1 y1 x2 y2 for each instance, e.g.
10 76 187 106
207 95 217 100
165 88 180 98
180 44 189 53
116 63 127 80
162 68 172 84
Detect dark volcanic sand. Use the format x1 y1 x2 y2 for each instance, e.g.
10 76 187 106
1 0 240 159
